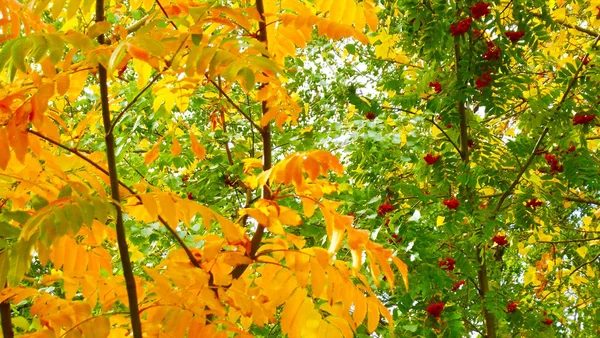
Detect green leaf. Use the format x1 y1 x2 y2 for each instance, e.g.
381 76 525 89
7 240 33 286
0 211 31 224
0 222 20 239
30 195 49 211
237 67 255 92
58 185 73 198
0 249 9 288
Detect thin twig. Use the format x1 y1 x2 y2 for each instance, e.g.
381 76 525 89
570 253 600 276
208 78 264 133
109 73 162 135
531 12 599 38
155 0 178 30
429 118 463 156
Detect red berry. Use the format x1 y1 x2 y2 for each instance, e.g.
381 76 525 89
424 153 441 165
439 257 456 271
505 301 518 313
442 199 460 210
470 2 490 19
450 17 472 36
426 302 444 317
525 198 543 210
378 203 395 216
429 81 442 93
492 235 509 246
504 30 525 42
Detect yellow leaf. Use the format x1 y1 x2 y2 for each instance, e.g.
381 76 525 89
157 193 178 229
171 137 182 157
242 158 263 173
586 264 595 277
538 232 552 242
352 288 367 326
81 316 110 338
576 246 588 258
524 266 538 286
139 193 158 221
582 216 592 227
279 206 302 226
190 132 206 160
326 316 354 338
144 140 161 165
518 242 530 256
436 216 445 227
280 288 306 334
366 298 379 333
310 257 326 298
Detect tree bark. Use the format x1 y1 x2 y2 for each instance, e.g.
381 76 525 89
96 0 143 336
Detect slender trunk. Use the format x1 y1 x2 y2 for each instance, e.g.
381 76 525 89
1 293 13 338
96 1 142 336
454 38 496 338
231 0 270 279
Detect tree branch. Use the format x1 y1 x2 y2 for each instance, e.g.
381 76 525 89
429 118 463 157
0 292 13 338
531 12 599 38
493 33 600 214
230 0 270 280
96 0 143 334
538 238 600 244
28 129 202 270
564 196 600 205
207 78 264 133
109 73 162 135
570 253 600 276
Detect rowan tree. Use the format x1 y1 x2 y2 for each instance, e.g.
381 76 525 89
0 0 599 337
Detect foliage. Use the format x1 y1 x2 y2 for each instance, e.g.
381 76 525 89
1 0 600 337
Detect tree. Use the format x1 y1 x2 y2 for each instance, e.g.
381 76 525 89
0 0 599 338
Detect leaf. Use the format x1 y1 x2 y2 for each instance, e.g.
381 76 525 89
0 250 9 288
237 67 255 92
7 240 33 286
366 297 380 333
139 193 159 221
157 193 178 229
392 256 409 291
171 137 182 157
0 222 21 239
81 315 110 338
280 287 306 335
0 127 10 170
576 246 588 258
144 139 161 164
190 132 206 159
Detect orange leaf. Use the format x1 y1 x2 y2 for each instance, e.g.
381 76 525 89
127 43 151 61
7 121 28 163
144 139 161 164
190 132 206 159
56 73 70 96
0 128 10 169
366 298 380 333
392 256 409 291
171 137 182 157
